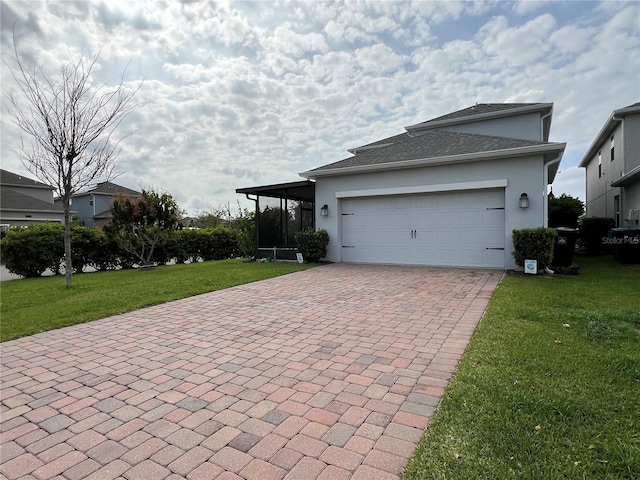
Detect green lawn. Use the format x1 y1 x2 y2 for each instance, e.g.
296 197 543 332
403 256 640 479
0 259 317 342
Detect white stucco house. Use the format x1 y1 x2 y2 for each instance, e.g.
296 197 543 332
299 103 566 270
579 102 640 227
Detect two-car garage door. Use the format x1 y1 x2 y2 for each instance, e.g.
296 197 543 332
341 189 505 268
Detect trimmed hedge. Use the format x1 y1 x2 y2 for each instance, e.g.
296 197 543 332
512 227 556 270
295 229 329 263
0 223 64 277
0 224 240 277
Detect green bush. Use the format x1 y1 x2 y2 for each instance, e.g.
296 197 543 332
90 230 121 271
548 193 584 228
580 217 615 255
512 227 556 269
294 228 329 263
233 213 255 258
163 230 189 264
71 225 104 273
0 223 64 277
200 227 239 261
179 229 203 263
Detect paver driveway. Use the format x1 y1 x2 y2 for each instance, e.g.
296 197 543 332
1 264 502 480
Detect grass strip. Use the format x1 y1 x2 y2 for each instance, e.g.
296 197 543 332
1 259 316 342
403 256 640 479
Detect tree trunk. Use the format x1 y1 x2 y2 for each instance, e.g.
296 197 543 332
64 197 73 288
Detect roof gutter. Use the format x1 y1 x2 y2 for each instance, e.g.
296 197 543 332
300 142 566 179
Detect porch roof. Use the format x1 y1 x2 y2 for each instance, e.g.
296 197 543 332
236 180 315 202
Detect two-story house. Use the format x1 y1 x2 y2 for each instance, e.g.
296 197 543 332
55 181 142 228
296 103 565 270
579 102 640 228
0 169 66 228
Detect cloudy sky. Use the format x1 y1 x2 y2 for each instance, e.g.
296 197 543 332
1 0 638 215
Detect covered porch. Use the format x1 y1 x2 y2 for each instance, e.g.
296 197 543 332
236 180 316 260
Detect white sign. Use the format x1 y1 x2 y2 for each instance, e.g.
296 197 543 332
524 259 537 275
296 253 304 264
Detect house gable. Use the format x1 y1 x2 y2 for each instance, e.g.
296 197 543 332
0 169 65 226
580 102 640 225
405 103 553 142
55 181 142 227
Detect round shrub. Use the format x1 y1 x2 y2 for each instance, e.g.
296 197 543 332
294 228 329 263
0 223 64 277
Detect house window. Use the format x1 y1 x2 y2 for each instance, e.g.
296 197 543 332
89 199 93 206
610 135 615 161
614 195 620 227
598 150 602 178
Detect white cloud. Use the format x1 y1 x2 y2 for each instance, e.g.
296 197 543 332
479 13 557 65
552 166 585 201
1 0 638 216
513 1 554 16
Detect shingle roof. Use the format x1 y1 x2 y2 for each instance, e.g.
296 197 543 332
348 132 408 153
307 130 549 173
80 181 141 197
406 103 552 132
1 188 65 213
0 169 51 189
427 103 538 122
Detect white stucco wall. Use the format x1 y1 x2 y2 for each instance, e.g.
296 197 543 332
583 123 623 220
426 112 543 142
0 210 64 226
313 154 547 270
623 114 640 172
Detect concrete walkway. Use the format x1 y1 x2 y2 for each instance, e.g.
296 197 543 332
0 264 502 480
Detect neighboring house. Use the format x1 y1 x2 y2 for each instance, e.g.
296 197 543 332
55 181 141 227
579 102 640 228
299 103 566 270
0 169 66 228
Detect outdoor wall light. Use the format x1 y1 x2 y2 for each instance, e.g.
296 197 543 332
320 204 329 217
519 193 529 209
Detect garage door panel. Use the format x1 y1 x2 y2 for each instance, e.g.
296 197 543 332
341 189 505 268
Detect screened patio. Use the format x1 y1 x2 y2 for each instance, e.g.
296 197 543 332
236 180 315 260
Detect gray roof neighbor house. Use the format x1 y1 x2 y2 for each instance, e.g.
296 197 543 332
579 102 640 227
55 181 142 227
0 169 66 227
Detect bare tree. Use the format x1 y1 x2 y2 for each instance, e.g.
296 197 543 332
6 40 140 288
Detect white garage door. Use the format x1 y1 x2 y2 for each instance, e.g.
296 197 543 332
341 189 505 268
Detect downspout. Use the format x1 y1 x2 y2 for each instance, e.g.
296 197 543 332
245 194 258 258
612 114 623 225
543 154 562 227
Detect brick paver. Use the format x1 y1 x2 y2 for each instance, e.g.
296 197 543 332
0 264 501 479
